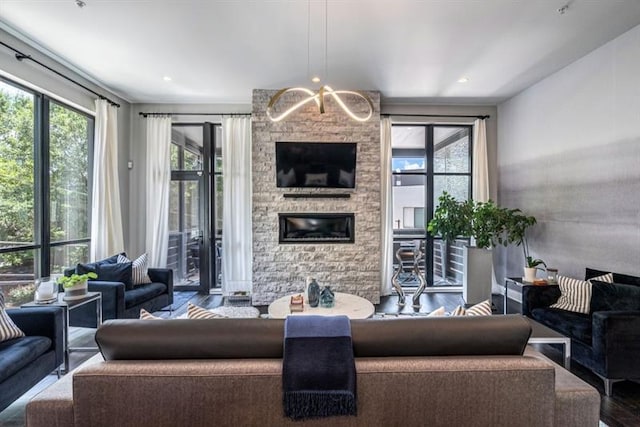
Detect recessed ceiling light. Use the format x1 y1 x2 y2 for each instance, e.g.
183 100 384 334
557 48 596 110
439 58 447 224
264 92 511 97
163 76 172 82
457 77 469 83
311 76 321 83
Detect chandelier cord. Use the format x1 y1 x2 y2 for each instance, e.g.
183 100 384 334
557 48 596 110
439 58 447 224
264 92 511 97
324 0 328 81
307 0 311 82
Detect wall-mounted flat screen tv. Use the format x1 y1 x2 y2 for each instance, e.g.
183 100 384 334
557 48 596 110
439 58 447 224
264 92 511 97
275 142 357 188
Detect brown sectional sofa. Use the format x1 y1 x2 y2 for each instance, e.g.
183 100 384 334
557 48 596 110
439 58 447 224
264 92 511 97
26 315 600 427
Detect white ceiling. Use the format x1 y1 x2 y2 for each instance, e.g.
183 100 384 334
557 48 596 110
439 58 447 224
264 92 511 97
1 0 639 105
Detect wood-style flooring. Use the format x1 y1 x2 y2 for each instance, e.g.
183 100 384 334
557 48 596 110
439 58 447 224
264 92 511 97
1 291 638 426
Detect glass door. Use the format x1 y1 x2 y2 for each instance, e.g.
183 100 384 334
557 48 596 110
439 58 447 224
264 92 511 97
391 124 472 290
168 123 215 293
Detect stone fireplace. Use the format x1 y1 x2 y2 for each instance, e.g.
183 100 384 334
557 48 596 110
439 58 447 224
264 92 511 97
251 89 381 305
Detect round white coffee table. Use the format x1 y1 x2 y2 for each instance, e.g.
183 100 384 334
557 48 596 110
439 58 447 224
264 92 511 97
268 292 375 319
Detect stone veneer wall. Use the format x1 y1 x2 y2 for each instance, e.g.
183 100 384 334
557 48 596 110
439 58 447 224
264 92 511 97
251 89 381 305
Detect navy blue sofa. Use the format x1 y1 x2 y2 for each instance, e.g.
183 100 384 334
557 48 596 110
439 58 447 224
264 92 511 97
0 306 64 412
64 256 173 327
523 268 640 396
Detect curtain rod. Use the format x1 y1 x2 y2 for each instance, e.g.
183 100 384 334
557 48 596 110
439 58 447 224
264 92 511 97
382 113 490 119
139 112 251 118
0 40 121 108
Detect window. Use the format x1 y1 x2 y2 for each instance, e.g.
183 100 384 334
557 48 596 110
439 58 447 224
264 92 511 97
0 78 93 306
391 124 472 288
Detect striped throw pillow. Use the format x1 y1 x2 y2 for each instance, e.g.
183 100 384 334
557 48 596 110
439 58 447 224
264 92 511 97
118 254 152 286
450 305 466 316
0 291 25 342
187 303 227 319
465 299 493 316
139 308 161 320
550 273 613 314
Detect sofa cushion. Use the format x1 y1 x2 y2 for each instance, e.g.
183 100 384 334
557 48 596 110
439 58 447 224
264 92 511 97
531 308 592 345
0 336 52 382
124 283 167 309
591 281 640 312
78 262 133 290
585 268 640 287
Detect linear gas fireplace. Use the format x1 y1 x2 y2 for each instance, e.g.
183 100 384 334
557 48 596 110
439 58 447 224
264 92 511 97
279 213 355 244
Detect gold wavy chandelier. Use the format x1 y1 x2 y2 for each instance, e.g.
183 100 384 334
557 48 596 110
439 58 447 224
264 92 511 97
266 86 373 122
266 0 373 123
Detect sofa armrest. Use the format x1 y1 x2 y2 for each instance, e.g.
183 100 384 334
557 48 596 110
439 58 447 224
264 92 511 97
87 281 126 320
148 268 173 304
592 310 640 379
7 307 64 367
521 285 561 317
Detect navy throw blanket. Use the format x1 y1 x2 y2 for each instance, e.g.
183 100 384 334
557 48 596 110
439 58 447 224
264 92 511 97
283 315 357 420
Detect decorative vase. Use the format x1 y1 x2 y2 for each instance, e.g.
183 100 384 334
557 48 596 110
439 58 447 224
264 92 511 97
319 286 335 308
306 277 320 308
524 267 537 283
63 280 88 301
35 278 59 304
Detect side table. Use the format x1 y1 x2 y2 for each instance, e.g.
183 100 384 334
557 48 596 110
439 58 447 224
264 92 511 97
22 291 102 373
503 277 532 314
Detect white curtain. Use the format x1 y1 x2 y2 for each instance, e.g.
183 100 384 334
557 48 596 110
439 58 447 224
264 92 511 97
145 115 172 268
222 117 253 295
472 118 489 202
380 117 394 295
90 99 124 261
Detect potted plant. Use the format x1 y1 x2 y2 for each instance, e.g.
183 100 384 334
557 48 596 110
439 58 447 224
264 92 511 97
499 209 544 282
58 272 97 301
427 192 474 286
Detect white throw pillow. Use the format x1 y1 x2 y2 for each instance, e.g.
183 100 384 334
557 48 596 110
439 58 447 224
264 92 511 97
118 253 152 285
550 273 613 314
427 306 446 317
0 291 25 342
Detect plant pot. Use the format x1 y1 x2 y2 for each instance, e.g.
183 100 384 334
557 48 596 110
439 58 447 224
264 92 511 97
63 280 88 301
463 246 493 305
524 267 537 283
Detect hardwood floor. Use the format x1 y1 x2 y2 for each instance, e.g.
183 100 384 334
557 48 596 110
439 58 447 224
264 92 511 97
1 290 638 426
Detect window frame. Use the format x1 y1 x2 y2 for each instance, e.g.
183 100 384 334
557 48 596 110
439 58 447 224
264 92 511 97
0 76 94 278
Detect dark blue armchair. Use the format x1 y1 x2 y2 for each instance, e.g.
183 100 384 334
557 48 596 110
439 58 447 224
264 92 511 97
0 306 64 412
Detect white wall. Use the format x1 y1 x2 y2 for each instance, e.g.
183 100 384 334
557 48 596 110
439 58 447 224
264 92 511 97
497 24 640 284
0 28 132 252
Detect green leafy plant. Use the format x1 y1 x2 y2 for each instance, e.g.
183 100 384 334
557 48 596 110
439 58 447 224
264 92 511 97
427 192 474 242
428 192 543 267
525 256 546 269
57 272 97 289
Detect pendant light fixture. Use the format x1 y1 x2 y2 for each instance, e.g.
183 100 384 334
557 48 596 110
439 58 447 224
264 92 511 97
267 0 373 122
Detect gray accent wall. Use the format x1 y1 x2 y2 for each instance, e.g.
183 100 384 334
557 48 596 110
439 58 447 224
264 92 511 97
251 89 381 305
496 24 640 288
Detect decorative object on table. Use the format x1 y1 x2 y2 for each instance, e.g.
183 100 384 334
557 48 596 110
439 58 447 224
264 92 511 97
289 294 304 312
533 279 548 286
57 272 97 301
306 277 320 308
319 286 335 308
34 277 59 303
391 241 425 308
546 268 558 285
